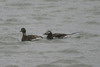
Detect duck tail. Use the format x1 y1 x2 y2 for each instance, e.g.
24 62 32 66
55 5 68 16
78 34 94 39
39 36 43 38
66 32 79 35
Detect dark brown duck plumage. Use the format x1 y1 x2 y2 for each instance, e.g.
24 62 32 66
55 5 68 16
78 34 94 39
44 31 67 39
44 31 78 39
20 28 43 41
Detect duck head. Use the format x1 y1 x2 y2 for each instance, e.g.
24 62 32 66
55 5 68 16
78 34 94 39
44 31 53 40
20 28 26 34
44 30 52 35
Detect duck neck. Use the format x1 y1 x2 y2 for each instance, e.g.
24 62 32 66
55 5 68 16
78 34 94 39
22 32 26 36
47 33 53 39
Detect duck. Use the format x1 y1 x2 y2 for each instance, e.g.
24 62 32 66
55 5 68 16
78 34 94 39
44 30 78 39
20 28 43 41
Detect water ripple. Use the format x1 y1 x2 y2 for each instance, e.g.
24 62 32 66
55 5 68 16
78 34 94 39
86 21 100 25
77 32 99 39
44 0 61 2
59 49 81 54
36 64 60 67
67 64 93 67
52 59 79 64
5 65 19 67
6 3 32 7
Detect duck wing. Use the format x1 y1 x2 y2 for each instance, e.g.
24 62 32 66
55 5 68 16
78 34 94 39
27 35 43 40
53 33 67 38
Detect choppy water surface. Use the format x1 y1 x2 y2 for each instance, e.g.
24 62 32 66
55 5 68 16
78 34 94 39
0 0 100 67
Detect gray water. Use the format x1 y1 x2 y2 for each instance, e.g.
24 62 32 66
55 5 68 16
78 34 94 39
0 0 100 67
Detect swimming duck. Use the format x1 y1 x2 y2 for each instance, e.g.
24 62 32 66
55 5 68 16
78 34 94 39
44 30 78 39
20 28 43 41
